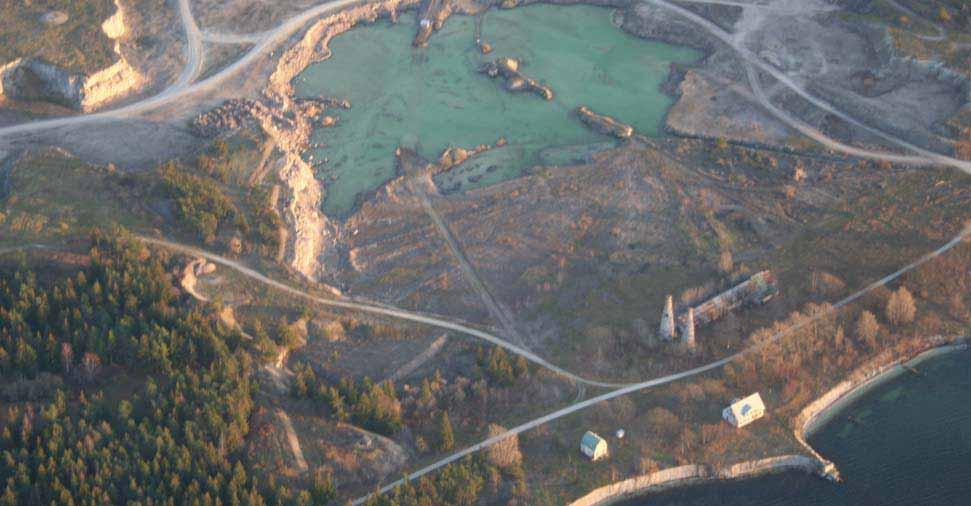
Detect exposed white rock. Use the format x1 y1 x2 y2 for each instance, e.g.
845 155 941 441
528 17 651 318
276 155 337 280
80 48 146 112
101 4 127 39
40 11 69 27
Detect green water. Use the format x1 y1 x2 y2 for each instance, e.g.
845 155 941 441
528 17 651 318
293 4 699 217
619 349 971 506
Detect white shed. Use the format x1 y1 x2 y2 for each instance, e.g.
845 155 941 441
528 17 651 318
580 431 608 461
722 392 766 428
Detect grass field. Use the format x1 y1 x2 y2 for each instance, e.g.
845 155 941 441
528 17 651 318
0 0 116 74
0 150 159 245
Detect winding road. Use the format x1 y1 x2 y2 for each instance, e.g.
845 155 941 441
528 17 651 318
0 0 968 179
743 63 933 165
136 236 631 388
9 225 969 504
175 0 205 88
3 0 971 500
418 189 529 349
0 0 364 140
352 226 971 504
646 0 971 175
132 226 971 505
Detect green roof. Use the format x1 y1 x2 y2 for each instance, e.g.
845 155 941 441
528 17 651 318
581 431 605 449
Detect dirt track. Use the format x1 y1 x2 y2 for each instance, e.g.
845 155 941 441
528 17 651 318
419 188 529 348
647 0 971 175
3 0 970 178
352 226 971 504
136 235 632 388
276 409 310 473
0 0 362 140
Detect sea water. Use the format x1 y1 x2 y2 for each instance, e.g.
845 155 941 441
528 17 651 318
619 349 971 506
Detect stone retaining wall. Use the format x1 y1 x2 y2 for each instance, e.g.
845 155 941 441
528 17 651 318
569 456 820 506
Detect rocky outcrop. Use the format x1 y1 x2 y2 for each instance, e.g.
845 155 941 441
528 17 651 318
80 55 146 112
191 98 262 137
254 0 423 280
189 92 347 282
190 97 348 138
180 257 217 301
0 0 144 111
101 5 127 39
276 155 338 280
436 140 496 171
414 0 454 47
480 57 554 100
0 58 85 107
576 106 634 139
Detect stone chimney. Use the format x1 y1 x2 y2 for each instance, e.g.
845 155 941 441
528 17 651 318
660 295 676 341
682 307 696 349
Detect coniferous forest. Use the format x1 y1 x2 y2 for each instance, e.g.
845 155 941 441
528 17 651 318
0 229 261 505
0 229 507 505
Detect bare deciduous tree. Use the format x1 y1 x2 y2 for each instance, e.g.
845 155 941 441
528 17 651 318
80 352 101 382
886 287 916 327
948 293 966 320
718 250 734 273
60 342 73 375
485 424 522 468
856 310 880 349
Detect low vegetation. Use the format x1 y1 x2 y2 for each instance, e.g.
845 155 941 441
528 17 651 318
0 151 155 244
157 140 284 256
291 367 405 437
523 239 971 504
0 0 116 73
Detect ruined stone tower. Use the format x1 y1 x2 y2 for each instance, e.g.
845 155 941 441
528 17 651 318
682 307 696 349
660 295 676 341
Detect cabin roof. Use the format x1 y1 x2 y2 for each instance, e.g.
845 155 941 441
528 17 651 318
581 431 606 449
727 392 765 419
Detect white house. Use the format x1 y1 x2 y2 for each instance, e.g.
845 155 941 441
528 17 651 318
580 431 608 461
722 393 766 428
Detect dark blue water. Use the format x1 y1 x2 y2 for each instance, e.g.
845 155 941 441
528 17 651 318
619 349 971 506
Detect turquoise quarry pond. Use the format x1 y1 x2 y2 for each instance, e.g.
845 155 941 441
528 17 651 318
619 349 971 506
294 4 699 216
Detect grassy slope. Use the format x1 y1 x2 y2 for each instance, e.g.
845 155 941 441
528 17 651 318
0 0 116 74
0 150 160 245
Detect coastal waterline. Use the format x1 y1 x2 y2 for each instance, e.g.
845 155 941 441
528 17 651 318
293 4 700 217
617 348 971 506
